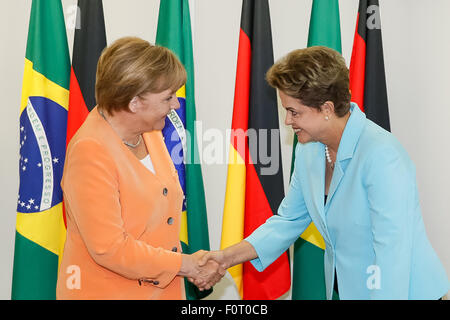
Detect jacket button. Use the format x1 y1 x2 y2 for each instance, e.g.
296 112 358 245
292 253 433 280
163 188 168 196
172 247 177 252
167 217 174 225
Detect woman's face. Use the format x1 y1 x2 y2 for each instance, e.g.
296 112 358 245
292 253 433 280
279 90 327 144
135 88 180 132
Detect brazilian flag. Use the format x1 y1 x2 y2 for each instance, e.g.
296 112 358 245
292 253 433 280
156 0 212 300
12 0 70 300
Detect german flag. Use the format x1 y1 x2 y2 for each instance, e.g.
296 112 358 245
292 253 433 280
66 0 107 145
349 0 390 131
220 0 290 300
12 0 70 299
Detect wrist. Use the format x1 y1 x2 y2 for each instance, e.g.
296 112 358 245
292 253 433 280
179 254 195 277
222 240 257 269
221 248 234 269
222 245 241 269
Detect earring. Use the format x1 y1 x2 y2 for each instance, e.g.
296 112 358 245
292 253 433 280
325 116 329 120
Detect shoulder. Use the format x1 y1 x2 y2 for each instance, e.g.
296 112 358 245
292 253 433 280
69 108 115 146
359 120 409 160
65 112 117 174
358 120 416 180
67 110 120 160
67 136 105 158
67 114 108 161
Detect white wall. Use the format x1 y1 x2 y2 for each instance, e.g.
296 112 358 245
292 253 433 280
0 0 448 300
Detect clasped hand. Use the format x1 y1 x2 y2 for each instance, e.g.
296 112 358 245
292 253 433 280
183 250 227 291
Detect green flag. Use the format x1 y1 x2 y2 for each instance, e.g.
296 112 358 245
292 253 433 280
291 0 341 300
12 0 70 299
156 0 212 300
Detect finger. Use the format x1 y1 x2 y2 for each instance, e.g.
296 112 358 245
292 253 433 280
195 278 206 287
197 253 210 267
195 250 207 259
213 274 223 284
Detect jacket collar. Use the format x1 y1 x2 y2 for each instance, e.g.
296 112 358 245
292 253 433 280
335 102 366 162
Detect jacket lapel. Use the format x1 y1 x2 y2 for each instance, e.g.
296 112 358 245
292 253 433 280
325 103 366 210
142 131 174 180
325 162 343 212
299 142 328 233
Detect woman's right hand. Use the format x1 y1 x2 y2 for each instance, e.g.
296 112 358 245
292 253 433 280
179 251 226 290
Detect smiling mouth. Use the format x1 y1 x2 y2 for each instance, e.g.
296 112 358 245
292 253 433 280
293 128 302 133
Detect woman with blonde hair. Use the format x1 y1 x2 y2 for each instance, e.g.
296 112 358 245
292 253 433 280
56 37 223 300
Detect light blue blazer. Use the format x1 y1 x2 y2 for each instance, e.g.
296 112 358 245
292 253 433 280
246 103 449 300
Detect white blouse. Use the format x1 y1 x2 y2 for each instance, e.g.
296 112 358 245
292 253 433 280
140 153 155 174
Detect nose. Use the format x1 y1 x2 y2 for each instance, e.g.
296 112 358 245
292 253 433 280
285 112 292 126
172 96 180 110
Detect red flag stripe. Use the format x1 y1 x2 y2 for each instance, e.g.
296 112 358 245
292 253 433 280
230 28 251 161
243 161 290 299
349 13 367 112
66 67 89 146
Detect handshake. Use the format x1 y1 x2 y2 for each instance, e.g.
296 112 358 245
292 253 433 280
180 250 228 291
178 240 257 291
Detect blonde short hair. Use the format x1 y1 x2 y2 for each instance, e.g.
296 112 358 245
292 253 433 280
95 36 186 114
266 46 351 117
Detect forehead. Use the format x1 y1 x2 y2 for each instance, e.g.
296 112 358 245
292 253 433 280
141 88 174 99
278 91 322 115
279 91 306 109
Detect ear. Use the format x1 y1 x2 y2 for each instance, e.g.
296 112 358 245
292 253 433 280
128 96 139 113
320 101 335 117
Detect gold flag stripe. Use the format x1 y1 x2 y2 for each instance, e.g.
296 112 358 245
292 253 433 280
220 144 246 298
20 58 69 114
300 222 326 250
16 202 66 260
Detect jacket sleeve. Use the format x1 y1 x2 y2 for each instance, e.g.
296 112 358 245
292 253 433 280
245 144 311 271
364 144 415 299
63 138 182 288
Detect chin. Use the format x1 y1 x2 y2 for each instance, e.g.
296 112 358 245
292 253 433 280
156 122 166 131
296 133 313 145
150 118 165 131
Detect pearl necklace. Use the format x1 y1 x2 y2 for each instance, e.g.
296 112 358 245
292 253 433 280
98 108 142 148
325 145 335 169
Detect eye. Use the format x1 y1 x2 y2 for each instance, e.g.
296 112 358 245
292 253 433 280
290 110 298 116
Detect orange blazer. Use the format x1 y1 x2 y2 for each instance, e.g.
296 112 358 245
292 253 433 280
56 107 185 300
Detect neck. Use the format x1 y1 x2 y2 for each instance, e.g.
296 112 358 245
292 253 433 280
322 112 351 154
99 107 142 144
